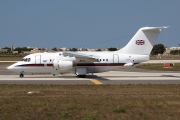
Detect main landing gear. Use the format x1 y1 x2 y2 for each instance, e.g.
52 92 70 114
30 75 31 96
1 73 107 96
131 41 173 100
19 73 24 78
77 75 86 78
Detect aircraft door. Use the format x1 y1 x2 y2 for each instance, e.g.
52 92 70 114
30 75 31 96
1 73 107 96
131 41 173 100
35 55 41 64
113 54 119 63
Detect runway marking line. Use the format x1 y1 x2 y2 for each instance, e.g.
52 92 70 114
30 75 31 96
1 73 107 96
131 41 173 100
91 79 103 85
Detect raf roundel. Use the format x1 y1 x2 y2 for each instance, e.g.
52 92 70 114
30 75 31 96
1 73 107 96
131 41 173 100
136 40 145 45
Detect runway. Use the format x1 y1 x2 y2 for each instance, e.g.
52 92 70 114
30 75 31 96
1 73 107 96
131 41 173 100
0 71 180 84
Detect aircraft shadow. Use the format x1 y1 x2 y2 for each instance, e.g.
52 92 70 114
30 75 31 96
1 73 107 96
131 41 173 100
23 74 180 79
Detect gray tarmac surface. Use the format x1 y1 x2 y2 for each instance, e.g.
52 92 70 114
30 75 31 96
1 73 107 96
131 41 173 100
0 64 180 84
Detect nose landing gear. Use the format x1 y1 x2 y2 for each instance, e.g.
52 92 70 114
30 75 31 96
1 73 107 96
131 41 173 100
20 73 24 78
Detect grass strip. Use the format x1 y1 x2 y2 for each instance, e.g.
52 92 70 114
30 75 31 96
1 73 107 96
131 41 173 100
0 84 180 120
137 63 180 71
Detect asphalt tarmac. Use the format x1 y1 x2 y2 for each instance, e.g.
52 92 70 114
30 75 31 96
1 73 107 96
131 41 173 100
0 65 180 84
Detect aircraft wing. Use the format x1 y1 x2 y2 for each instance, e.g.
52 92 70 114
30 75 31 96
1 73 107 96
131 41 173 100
62 51 99 62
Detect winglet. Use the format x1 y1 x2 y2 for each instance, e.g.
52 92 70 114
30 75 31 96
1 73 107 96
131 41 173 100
163 26 170 29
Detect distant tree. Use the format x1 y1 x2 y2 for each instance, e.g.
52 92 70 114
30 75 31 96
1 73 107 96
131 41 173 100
52 47 57 51
14 47 21 53
108 47 118 51
151 44 166 55
14 47 33 53
3 47 10 49
2 47 11 52
170 50 180 55
96 49 102 51
82 48 88 51
70 48 78 51
59 49 63 51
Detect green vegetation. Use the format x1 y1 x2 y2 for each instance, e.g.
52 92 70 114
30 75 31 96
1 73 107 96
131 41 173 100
137 63 180 71
170 50 180 55
113 106 126 113
96 48 102 51
151 44 166 55
52 47 58 51
0 84 180 119
14 47 33 53
108 47 118 51
69 48 78 51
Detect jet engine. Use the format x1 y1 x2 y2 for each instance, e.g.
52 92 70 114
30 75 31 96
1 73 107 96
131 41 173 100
53 60 73 70
124 63 133 66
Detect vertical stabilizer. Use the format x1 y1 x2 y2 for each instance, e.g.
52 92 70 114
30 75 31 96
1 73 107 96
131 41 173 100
117 26 168 55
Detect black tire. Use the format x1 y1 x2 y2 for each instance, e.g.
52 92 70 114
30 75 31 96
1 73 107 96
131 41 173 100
77 75 86 78
20 73 24 78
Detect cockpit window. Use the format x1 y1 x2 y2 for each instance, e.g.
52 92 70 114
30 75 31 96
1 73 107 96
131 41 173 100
28 58 31 62
21 58 31 62
24 58 28 62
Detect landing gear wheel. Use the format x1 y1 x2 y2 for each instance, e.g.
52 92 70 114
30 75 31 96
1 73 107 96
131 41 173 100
20 73 24 78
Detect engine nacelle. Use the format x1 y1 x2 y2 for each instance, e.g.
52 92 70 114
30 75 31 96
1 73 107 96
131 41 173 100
124 63 133 66
53 60 73 70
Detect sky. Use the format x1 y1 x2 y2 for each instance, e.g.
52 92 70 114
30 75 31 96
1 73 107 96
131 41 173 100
0 0 180 49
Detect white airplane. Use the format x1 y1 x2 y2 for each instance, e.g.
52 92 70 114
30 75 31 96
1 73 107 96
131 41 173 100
7 26 168 78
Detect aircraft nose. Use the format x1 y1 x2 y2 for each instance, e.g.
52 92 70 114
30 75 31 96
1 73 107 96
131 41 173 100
7 65 14 70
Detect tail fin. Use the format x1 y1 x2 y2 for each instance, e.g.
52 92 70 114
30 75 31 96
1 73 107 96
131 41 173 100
118 26 168 55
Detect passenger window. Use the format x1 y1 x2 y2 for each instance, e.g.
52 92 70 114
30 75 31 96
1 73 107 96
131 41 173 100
103 59 105 61
106 59 108 61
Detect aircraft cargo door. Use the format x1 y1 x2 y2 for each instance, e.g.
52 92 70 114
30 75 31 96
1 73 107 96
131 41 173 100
113 54 119 63
35 55 41 64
